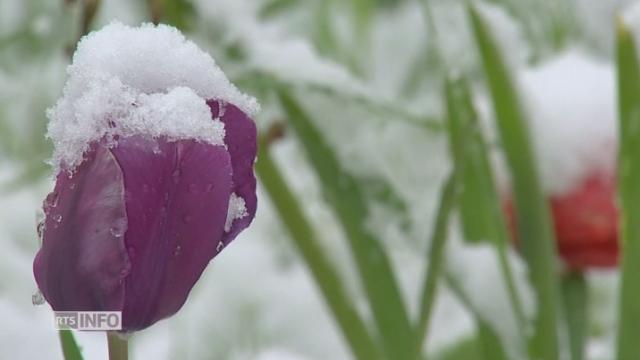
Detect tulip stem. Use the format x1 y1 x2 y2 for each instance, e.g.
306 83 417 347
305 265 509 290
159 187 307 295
107 333 128 360
58 330 83 360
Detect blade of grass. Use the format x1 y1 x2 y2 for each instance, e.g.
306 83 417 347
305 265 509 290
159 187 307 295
468 4 560 360
561 272 587 360
444 75 527 337
416 170 459 348
615 19 640 360
440 75 528 359
256 136 381 360
417 2 524 358
59 330 83 360
278 90 416 360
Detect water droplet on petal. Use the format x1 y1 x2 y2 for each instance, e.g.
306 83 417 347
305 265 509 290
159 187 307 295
69 182 76 190
109 218 127 238
32 290 45 306
44 192 59 211
173 245 182 256
216 241 224 252
53 214 62 223
188 183 198 194
205 183 215 192
142 184 150 193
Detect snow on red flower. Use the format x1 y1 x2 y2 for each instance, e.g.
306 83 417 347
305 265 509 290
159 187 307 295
503 51 619 270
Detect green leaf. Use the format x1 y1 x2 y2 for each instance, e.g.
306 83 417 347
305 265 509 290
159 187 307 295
468 4 560 359
561 272 587 360
441 75 526 360
278 90 415 360
259 0 299 19
434 335 482 360
416 170 458 350
59 330 83 360
357 174 411 232
443 75 526 330
255 137 382 360
615 19 640 360
147 0 195 31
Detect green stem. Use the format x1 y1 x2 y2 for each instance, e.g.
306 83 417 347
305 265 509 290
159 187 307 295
58 330 83 360
107 333 128 360
255 136 382 360
561 271 587 360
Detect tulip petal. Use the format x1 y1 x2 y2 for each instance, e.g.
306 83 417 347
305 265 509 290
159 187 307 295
111 136 232 330
552 174 619 269
33 145 131 312
208 100 257 243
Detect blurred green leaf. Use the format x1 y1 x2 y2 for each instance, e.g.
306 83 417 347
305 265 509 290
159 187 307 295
256 137 382 360
433 335 482 360
468 4 560 359
443 75 525 325
232 70 443 131
357 175 411 232
442 75 526 360
485 0 578 60
278 89 415 360
0 161 49 193
615 19 640 360
259 0 300 19
147 0 195 31
562 272 587 360
416 170 458 350
59 330 83 360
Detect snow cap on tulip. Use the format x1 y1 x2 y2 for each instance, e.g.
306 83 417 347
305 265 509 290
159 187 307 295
34 22 259 331
520 50 617 195
503 51 619 270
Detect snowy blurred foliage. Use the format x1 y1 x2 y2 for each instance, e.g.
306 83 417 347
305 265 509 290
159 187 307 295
0 0 633 359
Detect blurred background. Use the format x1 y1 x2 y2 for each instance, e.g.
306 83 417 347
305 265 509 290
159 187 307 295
0 0 634 359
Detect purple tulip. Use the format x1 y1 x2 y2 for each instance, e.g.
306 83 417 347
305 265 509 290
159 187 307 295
33 100 257 332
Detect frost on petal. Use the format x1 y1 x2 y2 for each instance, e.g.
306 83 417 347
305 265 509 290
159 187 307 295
209 100 257 243
33 144 131 312
110 136 232 330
